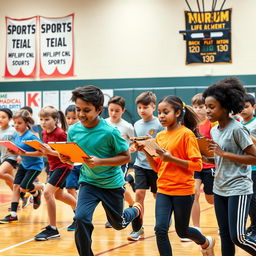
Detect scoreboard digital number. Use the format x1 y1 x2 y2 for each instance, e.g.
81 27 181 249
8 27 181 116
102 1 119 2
185 9 232 64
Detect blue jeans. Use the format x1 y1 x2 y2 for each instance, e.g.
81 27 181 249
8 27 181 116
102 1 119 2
75 182 138 256
214 194 256 255
155 193 206 256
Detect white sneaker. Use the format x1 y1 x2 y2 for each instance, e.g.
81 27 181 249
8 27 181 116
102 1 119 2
201 236 215 256
127 227 144 241
180 226 201 242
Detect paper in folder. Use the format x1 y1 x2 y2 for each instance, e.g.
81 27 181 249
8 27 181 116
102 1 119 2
196 137 214 157
47 142 90 163
130 136 161 157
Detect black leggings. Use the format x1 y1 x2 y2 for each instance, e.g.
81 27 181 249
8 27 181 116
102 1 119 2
214 194 256 256
155 193 207 256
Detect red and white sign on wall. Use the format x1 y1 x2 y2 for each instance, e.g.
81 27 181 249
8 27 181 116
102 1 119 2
5 16 37 78
39 14 74 78
26 91 41 123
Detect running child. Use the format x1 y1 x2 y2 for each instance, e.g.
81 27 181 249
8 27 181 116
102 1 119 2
240 94 256 236
105 96 135 228
190 93 216 235
34 106 77 240
134 95 215 256
0 108 18 192
59 85 143 256
204 77 256 255
128 91 165 241
0 109 44 223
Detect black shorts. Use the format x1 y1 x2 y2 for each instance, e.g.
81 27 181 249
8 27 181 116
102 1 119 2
121 163 129 177
134 165 157 193
1 158 18 169
48 166 71 189
14 165 41 190
194 168 215 195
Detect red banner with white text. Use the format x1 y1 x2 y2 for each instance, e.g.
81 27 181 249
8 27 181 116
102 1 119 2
5 16 37 78
39 14 74 78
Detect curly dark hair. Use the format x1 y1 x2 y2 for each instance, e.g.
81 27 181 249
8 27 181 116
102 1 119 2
202 77 246 115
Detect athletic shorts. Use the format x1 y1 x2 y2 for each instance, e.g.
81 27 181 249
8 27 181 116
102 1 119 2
14 165 41 190
194 168 215 195
48 166 71 189
65 165 81 189
2 158 18 169
134 165 157 193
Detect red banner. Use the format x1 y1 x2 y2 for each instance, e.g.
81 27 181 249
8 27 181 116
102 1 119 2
39 14 74 78
5 16 37 78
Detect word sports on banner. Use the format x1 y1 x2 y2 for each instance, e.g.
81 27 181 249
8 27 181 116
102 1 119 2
39 14 74 78
5 16 37 78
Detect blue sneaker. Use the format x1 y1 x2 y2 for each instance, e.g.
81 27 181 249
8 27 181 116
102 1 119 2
67 220 76 231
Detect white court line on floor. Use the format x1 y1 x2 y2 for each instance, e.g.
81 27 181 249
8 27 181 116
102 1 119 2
0 226 67 253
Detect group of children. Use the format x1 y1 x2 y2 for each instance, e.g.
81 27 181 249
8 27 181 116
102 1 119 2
0 77 256 256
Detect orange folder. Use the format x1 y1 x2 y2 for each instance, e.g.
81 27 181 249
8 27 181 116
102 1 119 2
0 141 26 154
22 140 44 150
197 137 214 157
47 142 90 163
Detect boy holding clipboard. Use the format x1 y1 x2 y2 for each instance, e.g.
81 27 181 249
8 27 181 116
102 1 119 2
59 85 143 256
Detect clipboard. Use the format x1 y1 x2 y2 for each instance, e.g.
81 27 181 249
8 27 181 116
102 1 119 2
47 142 90 163
197 137 214 157
22 140 45 151
130 137 161 157
0 141 26 154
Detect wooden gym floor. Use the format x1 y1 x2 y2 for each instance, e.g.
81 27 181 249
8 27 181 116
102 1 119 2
0 171 250 256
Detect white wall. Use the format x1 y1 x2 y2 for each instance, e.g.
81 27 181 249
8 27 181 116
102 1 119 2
0 0 255 81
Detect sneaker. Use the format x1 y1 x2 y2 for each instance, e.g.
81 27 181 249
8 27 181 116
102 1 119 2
201 236 215 256
127 227 144 241
33 190 41 210
21 193 30 208
131 202 143 232
105 221 112 228
126 172 136 192
67 220 76 231
34 225 60 241
0 214 18 223
180 226 201 242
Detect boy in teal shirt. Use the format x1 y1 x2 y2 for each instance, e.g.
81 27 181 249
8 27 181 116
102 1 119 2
60 85 143 256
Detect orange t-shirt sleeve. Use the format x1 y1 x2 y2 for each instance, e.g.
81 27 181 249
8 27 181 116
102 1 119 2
186 135 202 172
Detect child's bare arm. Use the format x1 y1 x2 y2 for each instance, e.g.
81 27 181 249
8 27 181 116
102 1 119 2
83 150 130 168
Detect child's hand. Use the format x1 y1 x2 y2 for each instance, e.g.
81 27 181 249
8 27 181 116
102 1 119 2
38 144 53 155
133 141 145 152
208 140 224 157
156 148 172 161
83 156 101 168
59 153 73 165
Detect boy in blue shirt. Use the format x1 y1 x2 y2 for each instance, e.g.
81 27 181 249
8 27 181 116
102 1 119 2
127 91 165 241
60 85 143 256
